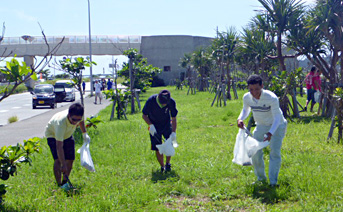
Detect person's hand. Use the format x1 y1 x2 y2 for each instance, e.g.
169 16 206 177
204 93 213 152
83 133 91 143
149 124 157 136
237 119 245 129
170 132 178 147
263 132 272 141
170 132 176 141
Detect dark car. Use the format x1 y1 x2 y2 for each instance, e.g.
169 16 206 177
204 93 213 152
54 84 67 103
31 84 56 109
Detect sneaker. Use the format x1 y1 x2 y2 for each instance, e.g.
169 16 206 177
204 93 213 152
60 183 72 191
165 163 172 172
160 166 165 173
252 180 267 186
269 184 280 188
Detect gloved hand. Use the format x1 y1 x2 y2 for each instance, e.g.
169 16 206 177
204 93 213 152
170 132 178 147
149 124 157 136
83 133 91 144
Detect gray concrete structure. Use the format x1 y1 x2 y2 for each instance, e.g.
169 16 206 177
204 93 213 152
0 35 213 85
140 35 213 84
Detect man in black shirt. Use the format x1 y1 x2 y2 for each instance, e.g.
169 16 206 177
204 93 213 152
142 90 178 173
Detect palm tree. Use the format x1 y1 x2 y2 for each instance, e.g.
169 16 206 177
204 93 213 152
191 47 213 91
240 24 276 80
257 0 305 71
211 28 239 99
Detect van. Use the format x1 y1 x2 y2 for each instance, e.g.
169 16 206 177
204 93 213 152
54 80 76 102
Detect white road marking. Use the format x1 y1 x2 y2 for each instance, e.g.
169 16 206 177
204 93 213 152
0 110 8 113
11 107 21 109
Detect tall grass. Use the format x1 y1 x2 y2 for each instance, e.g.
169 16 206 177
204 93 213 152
3 87 343 211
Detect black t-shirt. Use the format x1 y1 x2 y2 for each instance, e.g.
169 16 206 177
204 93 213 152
142 94 178 131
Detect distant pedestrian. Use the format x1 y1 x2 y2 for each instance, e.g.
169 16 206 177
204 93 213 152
45 103 90 190
94 80 102 104
142 90 178 173
303 66 317 112
82 81 86 94
237 74 287 187
107 78 113 90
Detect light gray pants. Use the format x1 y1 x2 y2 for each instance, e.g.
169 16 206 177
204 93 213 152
252 122 287 185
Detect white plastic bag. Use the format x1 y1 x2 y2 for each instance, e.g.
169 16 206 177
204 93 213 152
314 91 321 103
77 141 95 172
245 136 270 158
156 138 175 156
232 129 252 166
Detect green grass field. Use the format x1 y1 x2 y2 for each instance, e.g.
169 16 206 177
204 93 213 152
3 86 343 211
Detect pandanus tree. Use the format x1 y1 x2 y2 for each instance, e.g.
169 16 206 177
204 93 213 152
211 28 239 99
191 47 214 91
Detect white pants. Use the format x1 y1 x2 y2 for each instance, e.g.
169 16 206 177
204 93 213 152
252 122 287 185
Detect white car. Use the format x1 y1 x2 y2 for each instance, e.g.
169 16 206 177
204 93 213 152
54 80 76 102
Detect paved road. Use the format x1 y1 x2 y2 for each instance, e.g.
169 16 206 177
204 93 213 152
0 93 112 147
0 92 79 126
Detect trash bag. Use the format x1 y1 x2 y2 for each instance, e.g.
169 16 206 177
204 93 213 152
156 138 175 156
77 141 95 172
232 129 252 166
245 136 270 158
314 91 321 103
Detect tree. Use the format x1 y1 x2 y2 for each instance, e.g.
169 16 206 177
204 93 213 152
257 0 305 71
118 49 161 92
211 28 239 99
191 47 214 91
0 26 64 102
59 57 96 106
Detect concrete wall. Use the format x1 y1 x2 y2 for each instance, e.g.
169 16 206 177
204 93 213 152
140 35 213 85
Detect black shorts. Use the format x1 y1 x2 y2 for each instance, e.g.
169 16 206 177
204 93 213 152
150 126 172 151
47 137 75 160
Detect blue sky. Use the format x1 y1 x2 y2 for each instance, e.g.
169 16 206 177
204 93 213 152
1 0 315 75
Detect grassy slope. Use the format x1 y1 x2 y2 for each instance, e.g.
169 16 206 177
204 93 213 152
3 87 343 211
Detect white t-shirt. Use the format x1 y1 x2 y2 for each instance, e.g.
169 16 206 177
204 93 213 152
94 83 102 93
238 89 286 135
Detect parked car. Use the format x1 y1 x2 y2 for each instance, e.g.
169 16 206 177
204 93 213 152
54 80 76 102
31 84 56 109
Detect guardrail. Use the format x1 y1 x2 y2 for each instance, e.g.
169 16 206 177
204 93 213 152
0 35 142 45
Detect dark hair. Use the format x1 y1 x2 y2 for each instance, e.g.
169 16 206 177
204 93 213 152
310 66 316 72
69 103 84 117
247 74 263 86
158 90 171 104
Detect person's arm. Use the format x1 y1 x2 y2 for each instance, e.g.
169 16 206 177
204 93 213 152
78 120 87 133
266 98 283 141
56 140 68 174
237 97 251 129
171 117 177 133
142 114 152 125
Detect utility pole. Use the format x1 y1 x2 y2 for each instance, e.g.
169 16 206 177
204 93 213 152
128 55 135 113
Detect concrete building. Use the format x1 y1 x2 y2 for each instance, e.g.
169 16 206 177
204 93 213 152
140 35 213 85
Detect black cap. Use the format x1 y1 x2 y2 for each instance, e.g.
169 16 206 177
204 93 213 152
158 90 171 104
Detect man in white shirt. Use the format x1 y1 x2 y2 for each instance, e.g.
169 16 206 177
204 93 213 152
94 80 102 104
237 74 287 187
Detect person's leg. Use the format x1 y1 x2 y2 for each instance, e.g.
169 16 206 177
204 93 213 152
53 159 62 185
252 125 268 182
62 137 75 183
95 93 98 104
310 89 316 112
156 151 164 167
163 127 172 171
62 160 74 183
268 123 287 185
48 138 62 185
150 133 164 171
304 89 311 111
